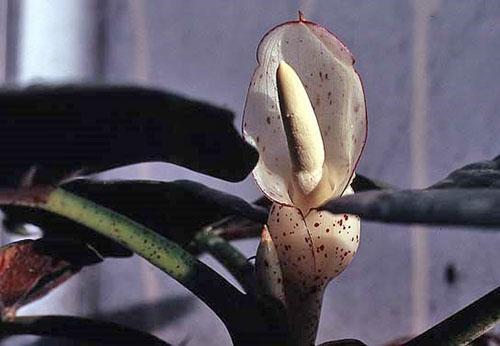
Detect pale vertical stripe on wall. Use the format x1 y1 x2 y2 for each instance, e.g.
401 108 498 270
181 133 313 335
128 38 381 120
17 0 99 83
16 0 101 317
410 0 440 335
0 0 6 83
130 0 150 85
129 0 161 332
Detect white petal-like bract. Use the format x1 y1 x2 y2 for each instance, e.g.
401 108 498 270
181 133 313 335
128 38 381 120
243 17 367 207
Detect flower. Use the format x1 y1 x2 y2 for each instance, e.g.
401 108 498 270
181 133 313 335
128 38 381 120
244 14 367 345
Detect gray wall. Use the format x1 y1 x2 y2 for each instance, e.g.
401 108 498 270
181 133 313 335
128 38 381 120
3 1 500 345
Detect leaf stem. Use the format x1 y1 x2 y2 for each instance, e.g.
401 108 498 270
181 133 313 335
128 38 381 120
194 228 256 295
402 286 500 346
44 188 197 284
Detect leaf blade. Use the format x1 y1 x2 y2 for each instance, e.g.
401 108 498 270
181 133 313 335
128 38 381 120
0 315 171 345
0 85 257 186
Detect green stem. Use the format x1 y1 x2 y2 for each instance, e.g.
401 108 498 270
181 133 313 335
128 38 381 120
403 286 500 346
43 189 255 323
194 229 256 295
44 188 196 284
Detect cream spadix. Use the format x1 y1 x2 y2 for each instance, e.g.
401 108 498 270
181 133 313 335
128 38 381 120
276 61 332 212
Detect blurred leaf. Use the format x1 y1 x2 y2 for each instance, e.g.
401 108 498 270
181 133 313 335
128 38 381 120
402 286 500 346
321 188 500 227
0 315 171 345
0 239 101 319
3 179 267 257
322 156 500 228
350 156 500 192
0 85 258 186
429 155 500 189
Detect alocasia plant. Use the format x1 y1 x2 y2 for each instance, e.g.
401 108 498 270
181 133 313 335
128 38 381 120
243 14 367 345
0 13 497 346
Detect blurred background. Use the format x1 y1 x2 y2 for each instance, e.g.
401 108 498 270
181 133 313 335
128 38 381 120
0 0 499 345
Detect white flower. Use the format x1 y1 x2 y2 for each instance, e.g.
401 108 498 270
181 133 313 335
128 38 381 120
244 15 367 345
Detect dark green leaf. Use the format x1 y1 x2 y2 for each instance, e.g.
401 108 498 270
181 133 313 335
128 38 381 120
0 85 257 186
429 155 500 189
166 180 267 224
349 155 500 192
0 315 171 345
322 156 500 228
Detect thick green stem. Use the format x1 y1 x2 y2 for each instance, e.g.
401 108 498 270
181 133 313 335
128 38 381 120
43 188 196 284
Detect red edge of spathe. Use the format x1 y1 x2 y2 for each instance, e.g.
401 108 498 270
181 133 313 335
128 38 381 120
241 17 367 213
329 70 369 210
254 18 354 66
312 70 368 212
